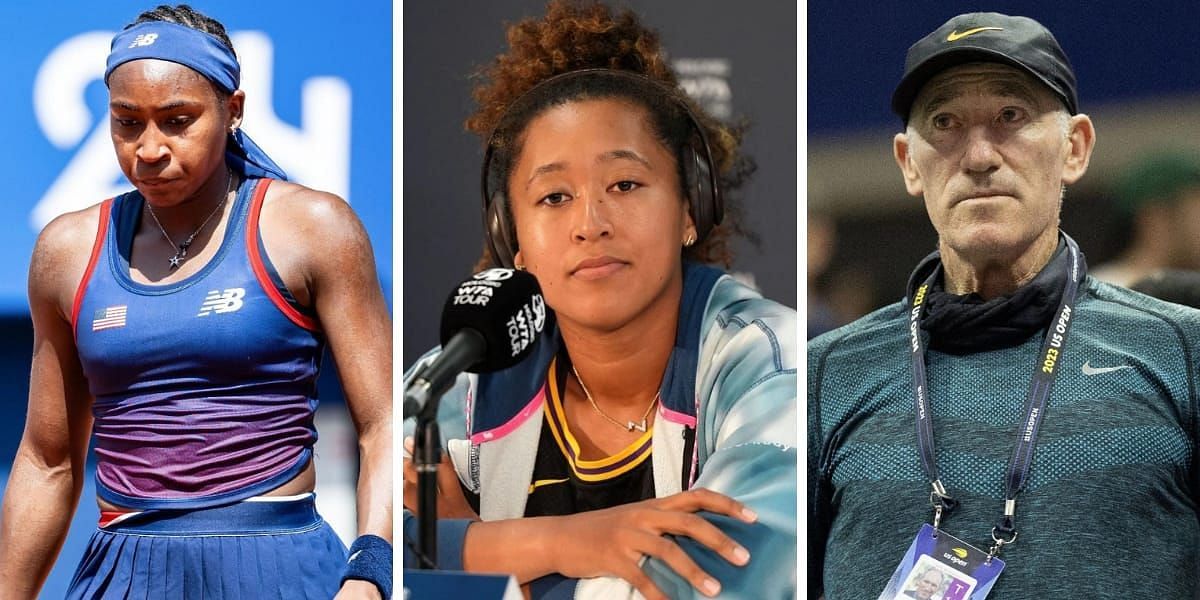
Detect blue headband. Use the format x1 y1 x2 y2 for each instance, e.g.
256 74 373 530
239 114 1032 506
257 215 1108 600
105 21 288 181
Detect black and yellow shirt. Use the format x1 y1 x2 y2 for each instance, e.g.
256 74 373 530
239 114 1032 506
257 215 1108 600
523 355 656 517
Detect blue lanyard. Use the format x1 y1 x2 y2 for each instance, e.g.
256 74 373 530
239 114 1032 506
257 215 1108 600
908 235 1084 558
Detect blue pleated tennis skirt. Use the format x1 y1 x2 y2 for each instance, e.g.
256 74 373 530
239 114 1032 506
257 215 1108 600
66 495 347 599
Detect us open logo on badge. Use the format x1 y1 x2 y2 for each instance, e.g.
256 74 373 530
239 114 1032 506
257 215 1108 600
92 305 127 331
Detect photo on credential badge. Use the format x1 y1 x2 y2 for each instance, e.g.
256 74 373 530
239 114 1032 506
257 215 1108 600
809 2 1200 600
402 0 797 597
895 555 977 600
0 1 392 597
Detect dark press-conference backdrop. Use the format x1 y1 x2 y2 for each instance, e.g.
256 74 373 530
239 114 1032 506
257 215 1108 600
402 0 798 367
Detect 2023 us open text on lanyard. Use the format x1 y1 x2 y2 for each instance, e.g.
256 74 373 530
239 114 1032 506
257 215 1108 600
907 237 1084 560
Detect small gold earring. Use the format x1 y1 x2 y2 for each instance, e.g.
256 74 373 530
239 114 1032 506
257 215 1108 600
514 263 527 271
683 234 696 248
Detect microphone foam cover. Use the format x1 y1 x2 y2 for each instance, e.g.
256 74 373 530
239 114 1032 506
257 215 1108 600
439 268 547 373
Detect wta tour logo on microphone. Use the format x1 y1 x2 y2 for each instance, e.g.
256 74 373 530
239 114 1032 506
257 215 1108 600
452 268 513 306
508 294 545 357
450 268 546 357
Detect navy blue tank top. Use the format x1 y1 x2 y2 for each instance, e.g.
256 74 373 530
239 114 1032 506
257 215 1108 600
72 178 325 509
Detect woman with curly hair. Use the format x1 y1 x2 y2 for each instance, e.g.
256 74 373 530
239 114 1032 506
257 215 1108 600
0 4 391 599
402 2 796 598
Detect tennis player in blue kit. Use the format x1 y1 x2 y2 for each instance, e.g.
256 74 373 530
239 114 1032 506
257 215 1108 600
0 5 392 598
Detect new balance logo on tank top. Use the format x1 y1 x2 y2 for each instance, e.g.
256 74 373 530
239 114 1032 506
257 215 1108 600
73 178 325 510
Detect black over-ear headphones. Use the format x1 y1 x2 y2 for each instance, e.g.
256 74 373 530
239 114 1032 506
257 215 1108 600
480 68 723 268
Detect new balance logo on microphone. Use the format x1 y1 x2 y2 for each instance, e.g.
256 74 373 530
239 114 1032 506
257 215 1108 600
198 288 246 316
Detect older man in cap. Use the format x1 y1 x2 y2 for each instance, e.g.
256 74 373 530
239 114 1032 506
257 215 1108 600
809 13 1200 599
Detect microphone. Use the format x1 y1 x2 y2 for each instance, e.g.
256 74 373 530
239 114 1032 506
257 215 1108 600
404 268 546 417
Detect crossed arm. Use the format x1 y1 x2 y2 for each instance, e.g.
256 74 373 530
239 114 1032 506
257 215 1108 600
401 304 797 600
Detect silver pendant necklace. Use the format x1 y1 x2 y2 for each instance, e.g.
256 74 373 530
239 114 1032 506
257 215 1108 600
145 168 235 270
571 364 659 432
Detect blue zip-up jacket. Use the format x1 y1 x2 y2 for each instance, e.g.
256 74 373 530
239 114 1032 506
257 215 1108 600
405 263 797 599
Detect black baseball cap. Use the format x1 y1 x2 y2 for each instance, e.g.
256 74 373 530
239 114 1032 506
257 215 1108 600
891 12 1078 123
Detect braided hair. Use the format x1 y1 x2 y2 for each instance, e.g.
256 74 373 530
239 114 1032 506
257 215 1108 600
127 4 236 56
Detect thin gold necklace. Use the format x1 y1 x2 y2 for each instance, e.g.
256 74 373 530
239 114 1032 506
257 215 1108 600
571 364 659 433
145 167 234 270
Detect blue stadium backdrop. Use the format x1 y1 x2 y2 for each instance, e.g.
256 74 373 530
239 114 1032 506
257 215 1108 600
0 1 391 595
809 1 1200 320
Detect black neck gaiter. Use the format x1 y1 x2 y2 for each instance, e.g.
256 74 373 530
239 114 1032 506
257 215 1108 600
904 239 1083 355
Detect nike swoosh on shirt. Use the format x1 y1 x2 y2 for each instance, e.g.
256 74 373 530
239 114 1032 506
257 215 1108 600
527 478 570 494
946 26 1004 42
1081 361 1134 376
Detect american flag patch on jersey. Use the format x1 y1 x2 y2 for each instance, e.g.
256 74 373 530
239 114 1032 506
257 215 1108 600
92 305 127 331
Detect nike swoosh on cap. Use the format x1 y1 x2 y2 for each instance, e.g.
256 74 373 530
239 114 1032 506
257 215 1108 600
946 26 1004 42
1081 361 1134 376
